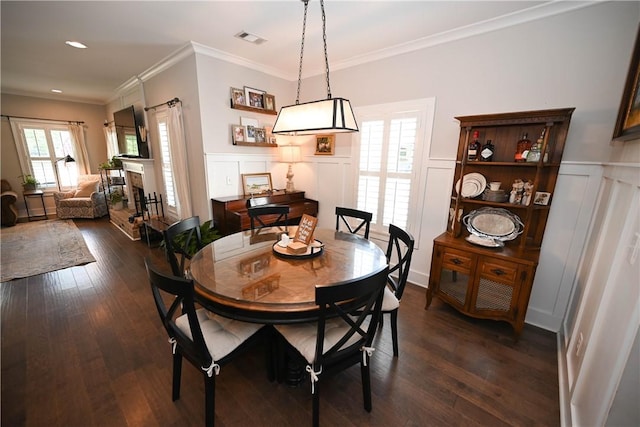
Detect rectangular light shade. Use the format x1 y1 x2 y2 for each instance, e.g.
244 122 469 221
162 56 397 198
279 144 301 163
272 98 359 135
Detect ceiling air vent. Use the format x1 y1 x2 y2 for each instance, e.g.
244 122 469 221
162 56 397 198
235 31 267 45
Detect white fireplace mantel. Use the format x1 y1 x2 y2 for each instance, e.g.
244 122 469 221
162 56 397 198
120 158 159 203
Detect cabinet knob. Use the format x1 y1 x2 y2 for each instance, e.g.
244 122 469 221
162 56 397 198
492 268 505 276
451 258 463 265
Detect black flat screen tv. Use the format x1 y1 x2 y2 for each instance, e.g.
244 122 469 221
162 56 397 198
113 106 149 158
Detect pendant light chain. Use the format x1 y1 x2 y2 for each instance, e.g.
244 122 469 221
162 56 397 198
295 0 309 105
320 0 332 99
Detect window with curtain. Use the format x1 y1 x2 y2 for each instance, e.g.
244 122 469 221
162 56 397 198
10 119 81 190
155 110 177 216
353 99 435 236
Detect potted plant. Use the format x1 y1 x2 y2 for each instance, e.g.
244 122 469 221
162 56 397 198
109 189 124 210
20 174 39 191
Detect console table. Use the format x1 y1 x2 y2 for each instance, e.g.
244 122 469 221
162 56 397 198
212 191 318 236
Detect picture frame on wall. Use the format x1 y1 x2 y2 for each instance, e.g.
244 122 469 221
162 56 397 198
244 86 265 109
231 87 246 107
242 173 273 196
231 125 245 144
263 94 276 111
613 26 640 142
315 134 335 155
254 128 266 143
240 117 259 142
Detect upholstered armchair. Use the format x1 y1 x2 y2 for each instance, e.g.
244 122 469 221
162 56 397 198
53 174 108 219
1 179 18 226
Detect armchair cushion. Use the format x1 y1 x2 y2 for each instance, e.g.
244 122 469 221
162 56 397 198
74 179 99 197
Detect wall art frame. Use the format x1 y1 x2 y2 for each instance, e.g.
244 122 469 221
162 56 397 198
242 173 273 196
315 134 335 155
613 26 640 142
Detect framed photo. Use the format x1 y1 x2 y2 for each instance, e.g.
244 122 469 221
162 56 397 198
268 136 277 145
244 86 265 109
315 134 335 155
230 87 246 107
613 26 640 142
241 117 259 142
263 94 276 111
254 128 266 143
534 191 551 206
242 173 273 196
231 125 245 144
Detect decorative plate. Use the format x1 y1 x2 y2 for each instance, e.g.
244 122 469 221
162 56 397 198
463 208 524 241
455 173 487 198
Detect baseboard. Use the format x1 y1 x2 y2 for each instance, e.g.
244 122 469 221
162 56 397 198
557 331 572 427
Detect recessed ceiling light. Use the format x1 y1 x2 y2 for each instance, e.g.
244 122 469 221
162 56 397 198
234 31 267 45
65 40 87 49
51 89 63 93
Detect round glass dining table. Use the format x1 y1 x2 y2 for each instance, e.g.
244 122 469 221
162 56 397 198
188 227 388 324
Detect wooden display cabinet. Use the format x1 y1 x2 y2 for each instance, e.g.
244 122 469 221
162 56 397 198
427 108 574 336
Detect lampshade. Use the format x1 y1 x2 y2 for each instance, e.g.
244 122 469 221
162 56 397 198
64 154 75 164
273 98 358 135
279 144 302 163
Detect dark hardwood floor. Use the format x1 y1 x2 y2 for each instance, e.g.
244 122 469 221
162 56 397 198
1 217 560 426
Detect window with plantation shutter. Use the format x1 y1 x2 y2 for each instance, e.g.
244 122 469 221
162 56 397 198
354 99 434 236
155 112 177 214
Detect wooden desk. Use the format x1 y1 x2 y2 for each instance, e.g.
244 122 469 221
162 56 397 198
211 191 318 236
189 227 387 324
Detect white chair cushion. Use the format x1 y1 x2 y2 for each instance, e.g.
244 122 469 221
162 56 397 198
381 286 400 312
275 316 371 364
175 308 262 361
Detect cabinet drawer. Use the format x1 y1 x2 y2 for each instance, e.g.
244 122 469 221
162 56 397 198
442 248 474 273
479 258 518 284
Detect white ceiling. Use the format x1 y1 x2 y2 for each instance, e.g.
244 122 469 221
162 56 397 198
2 1 589 105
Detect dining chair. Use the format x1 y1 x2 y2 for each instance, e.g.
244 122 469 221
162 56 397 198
274 265 389 427
335 206 373 239
381 223 415 357
248 205 290 232
145 258 268 427
163 216 203 277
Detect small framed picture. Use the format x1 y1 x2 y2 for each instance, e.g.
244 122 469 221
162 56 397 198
244 86 265 109
231 87 246 106
246 125 256 142
241 117 259 142
242 173 273 196
231 125 245 144
263 94 276 111
534 191 551 205
254 128 266 143
315 134 335 155
268 136 277 145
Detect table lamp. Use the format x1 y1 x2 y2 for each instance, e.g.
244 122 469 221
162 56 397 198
279 144 301 192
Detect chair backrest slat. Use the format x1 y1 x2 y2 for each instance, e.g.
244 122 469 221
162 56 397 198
248 205 290 231
163 216 203 277
335 207 373 239
385 224 415 300
314 266 388 364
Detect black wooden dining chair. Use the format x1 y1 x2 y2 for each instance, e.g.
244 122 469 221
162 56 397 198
274 265 389 427
248 205 290 232
145 258 268 427
335 206 373 239
380 223 415 357
163 216 203 277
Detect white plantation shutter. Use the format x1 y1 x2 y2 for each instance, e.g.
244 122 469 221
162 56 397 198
354 99 434 235
157 119 177 209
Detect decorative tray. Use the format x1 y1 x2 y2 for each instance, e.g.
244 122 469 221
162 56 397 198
463 208 524 241
272 240 324 259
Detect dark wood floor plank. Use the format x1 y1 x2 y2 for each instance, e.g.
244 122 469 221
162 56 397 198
1 217 560 426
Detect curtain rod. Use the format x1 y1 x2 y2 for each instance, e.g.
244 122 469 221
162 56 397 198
0 114 84 124
144 97 181 111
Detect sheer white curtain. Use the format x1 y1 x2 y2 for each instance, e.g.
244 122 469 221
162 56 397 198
69 123 90 175
167 103 192 218
103 123 118 159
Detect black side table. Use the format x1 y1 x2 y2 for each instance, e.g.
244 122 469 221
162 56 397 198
23 190 47 221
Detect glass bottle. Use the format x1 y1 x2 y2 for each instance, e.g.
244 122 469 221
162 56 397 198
514 132 531 162
467 130 481 161
480 139 494 161
527 129 546 163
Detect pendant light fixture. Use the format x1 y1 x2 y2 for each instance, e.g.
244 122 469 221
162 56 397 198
272 0 358 135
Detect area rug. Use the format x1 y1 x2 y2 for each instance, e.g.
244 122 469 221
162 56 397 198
0 219 95 282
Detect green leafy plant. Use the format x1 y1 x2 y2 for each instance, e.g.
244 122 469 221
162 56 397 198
109 189 123 204
161 219 221 257
20 174 39 190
